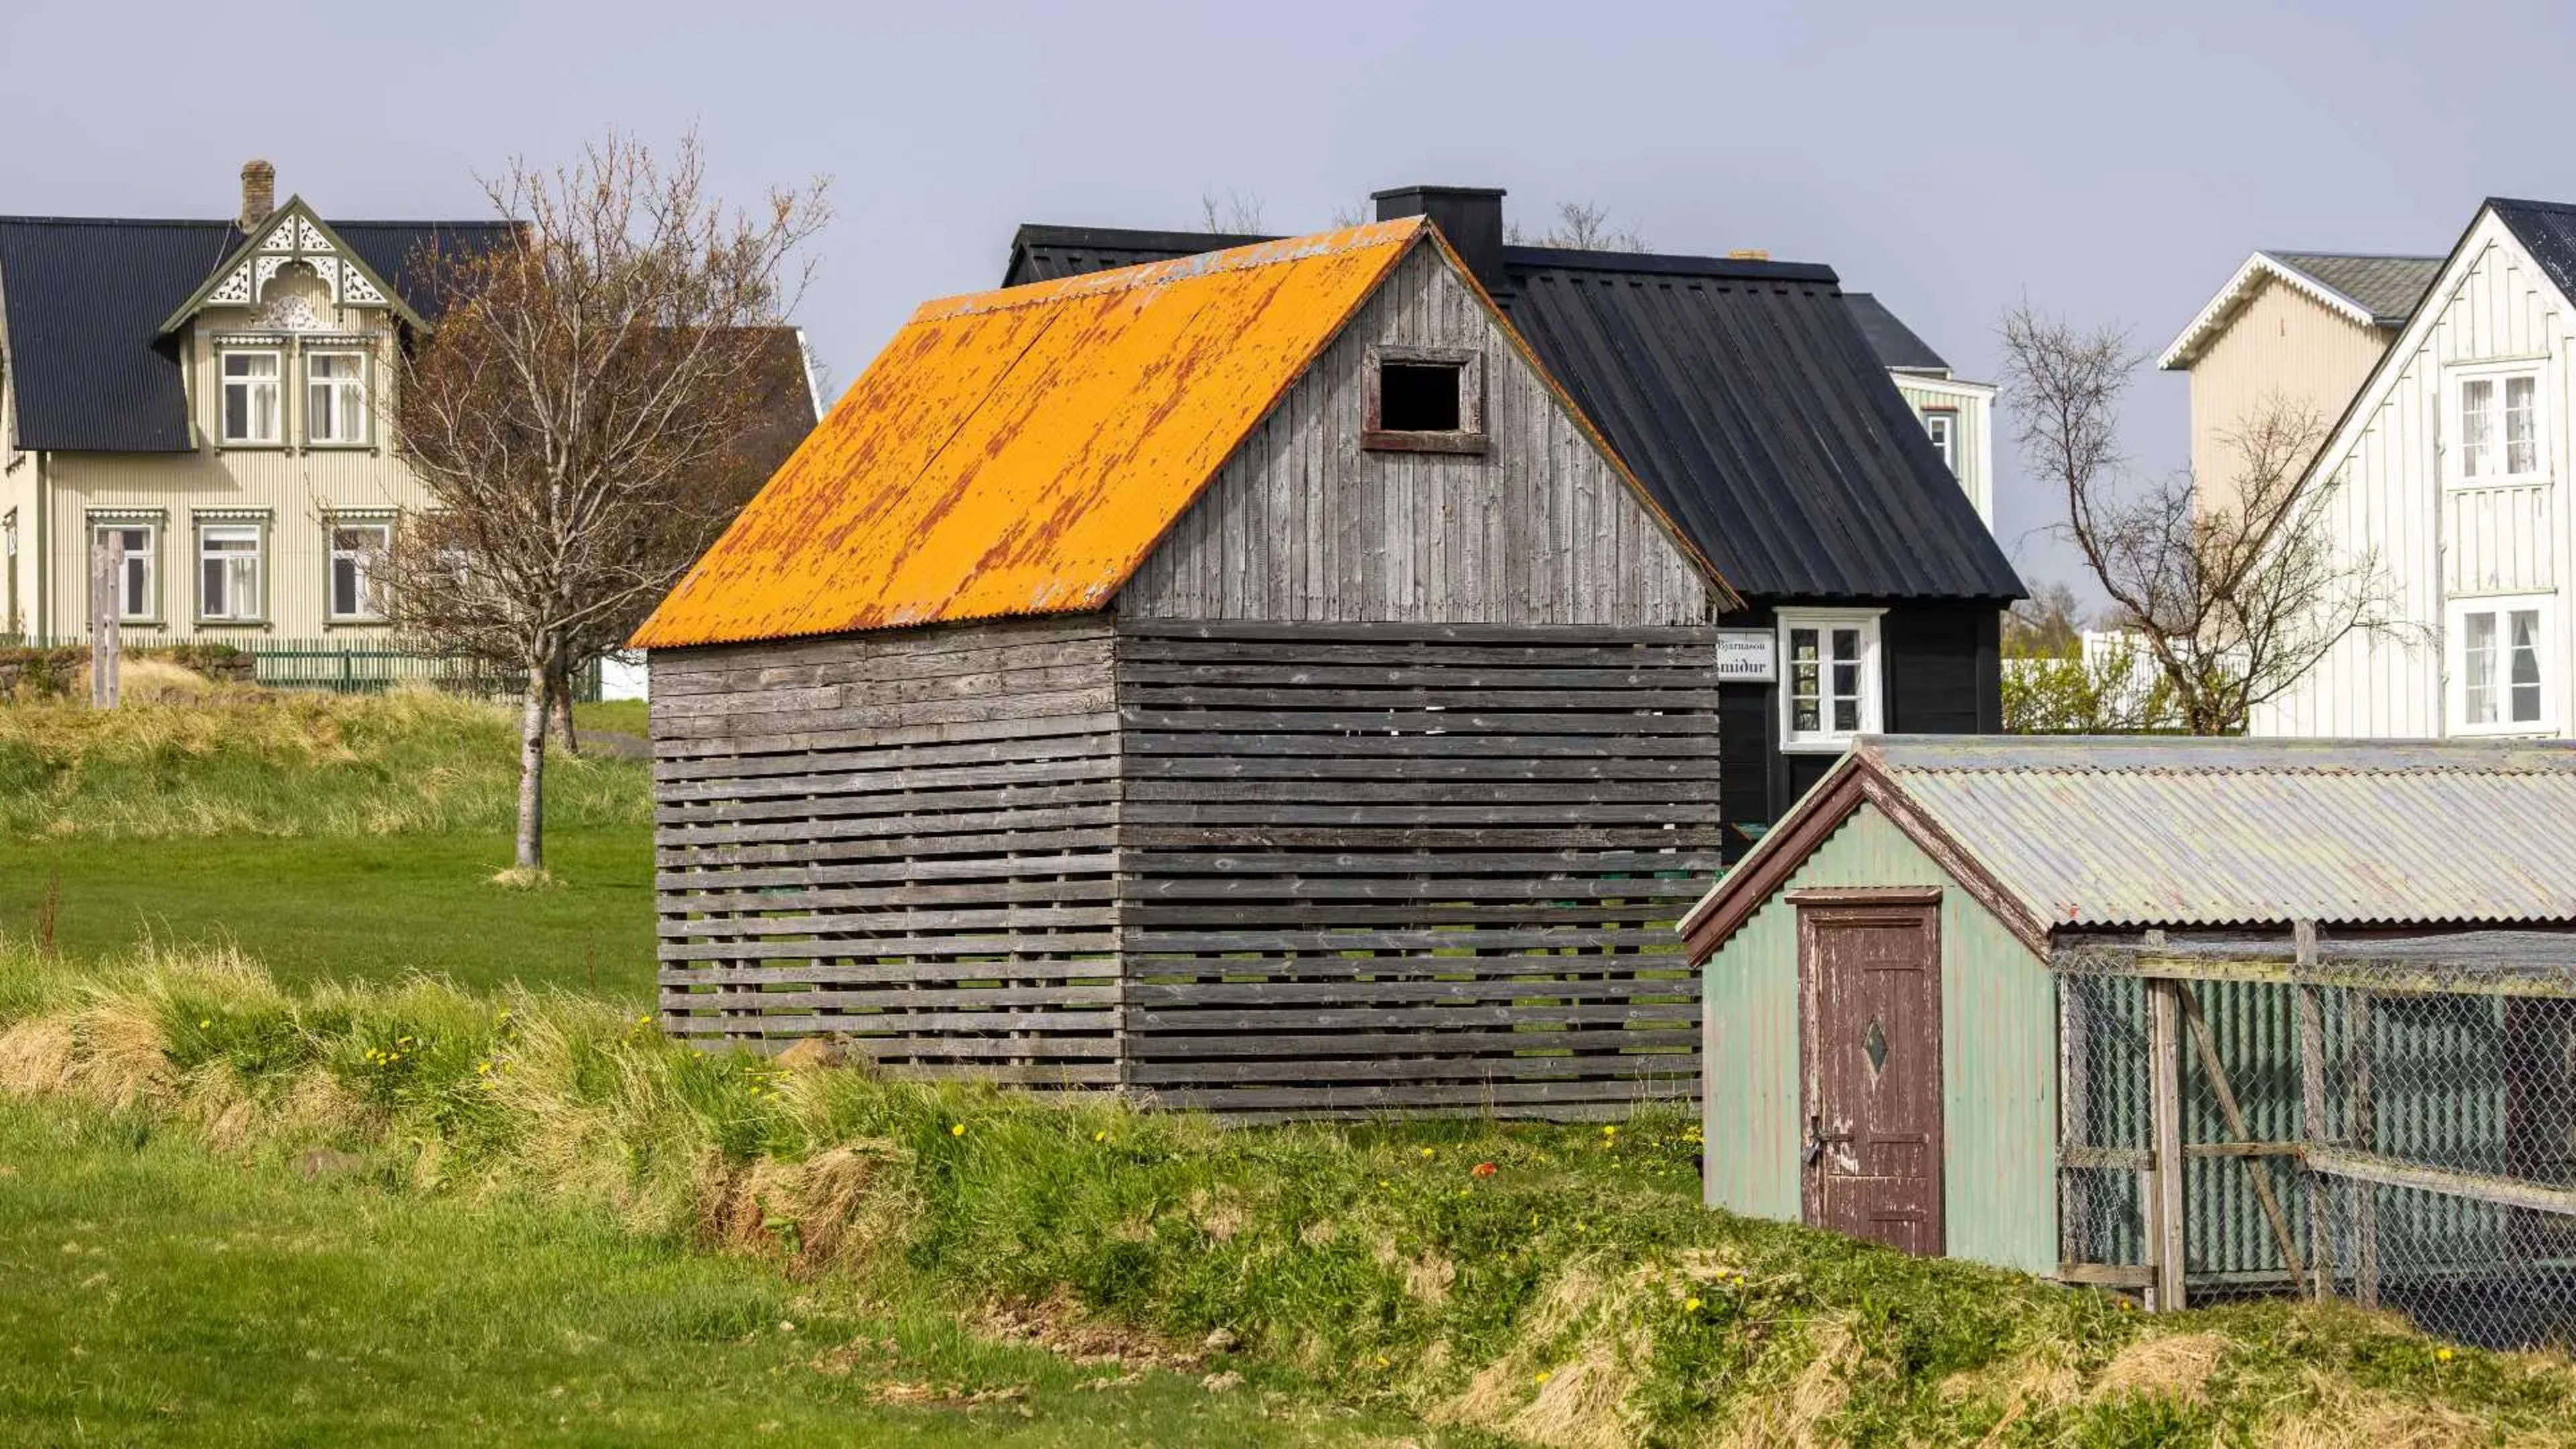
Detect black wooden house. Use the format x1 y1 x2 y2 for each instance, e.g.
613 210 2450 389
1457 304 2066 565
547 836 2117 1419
1007 186 2022 856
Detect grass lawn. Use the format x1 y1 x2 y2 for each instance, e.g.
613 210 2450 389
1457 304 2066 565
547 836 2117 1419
0 1098 1446 1448
0 828 655 999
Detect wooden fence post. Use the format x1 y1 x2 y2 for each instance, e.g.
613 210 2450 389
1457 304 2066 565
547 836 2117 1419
2349 987 2379 1309
2294 920 2332 1299
2147 971 2187 1311
89 529 121 709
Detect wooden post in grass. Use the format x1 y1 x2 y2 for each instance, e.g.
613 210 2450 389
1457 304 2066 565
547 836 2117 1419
89 528 121 708
2295 920 2333 1299
2147 969 2187 1312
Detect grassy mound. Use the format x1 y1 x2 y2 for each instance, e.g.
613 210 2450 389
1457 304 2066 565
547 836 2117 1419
0 689 649 839
5 948 2573 1447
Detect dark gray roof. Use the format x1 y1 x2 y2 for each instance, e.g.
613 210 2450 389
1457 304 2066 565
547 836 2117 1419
2263 252 2442 327
1005 225 2022 605
0 215 512 453
1840 292 1947 372
2487 199 2576 303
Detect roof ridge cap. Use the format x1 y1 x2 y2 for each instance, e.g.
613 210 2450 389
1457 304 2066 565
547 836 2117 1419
918 219 1425 323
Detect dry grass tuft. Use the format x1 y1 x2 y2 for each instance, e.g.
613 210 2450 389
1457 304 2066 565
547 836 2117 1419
2093 1330 2229 1405
975 1291 1208 1373
486 866 562 892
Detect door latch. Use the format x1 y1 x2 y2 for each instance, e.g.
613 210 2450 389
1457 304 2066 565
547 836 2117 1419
1803 1114 1850 1167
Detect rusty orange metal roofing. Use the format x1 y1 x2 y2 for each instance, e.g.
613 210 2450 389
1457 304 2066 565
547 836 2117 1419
633 216 1732 649
632 220 1422 647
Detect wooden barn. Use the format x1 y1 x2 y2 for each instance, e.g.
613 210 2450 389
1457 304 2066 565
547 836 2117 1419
1680 736 2576 1346
632 217 1745 1116
1003 185 2026 859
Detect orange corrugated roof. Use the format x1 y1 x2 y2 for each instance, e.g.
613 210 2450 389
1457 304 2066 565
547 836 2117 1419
632 219 1434 649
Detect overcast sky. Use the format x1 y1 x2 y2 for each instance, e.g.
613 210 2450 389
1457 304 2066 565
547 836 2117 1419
7 0 2571 603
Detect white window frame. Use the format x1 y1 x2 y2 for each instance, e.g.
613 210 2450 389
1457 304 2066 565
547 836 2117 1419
327 518 393 623
2447 593 2556 735
195 520 266 624
2446 360 2551 488
219 347 284 445
305 349 369 447
89 519 160 624
1921 409 1957 475
1776 608 1885 753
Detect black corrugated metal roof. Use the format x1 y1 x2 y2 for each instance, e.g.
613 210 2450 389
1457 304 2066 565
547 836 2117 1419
1841 292 1949 372
0 215 511 453
1006 224 2022 604
2489 199 2576 300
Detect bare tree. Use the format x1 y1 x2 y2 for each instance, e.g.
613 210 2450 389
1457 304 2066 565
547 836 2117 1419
1999 305 2403 735
385 131 828 875
1508 200 1649 252
1200 190 1265 233
2003 580 2090 658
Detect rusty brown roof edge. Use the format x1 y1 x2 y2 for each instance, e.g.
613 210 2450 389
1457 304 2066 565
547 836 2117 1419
1678 739 2051 963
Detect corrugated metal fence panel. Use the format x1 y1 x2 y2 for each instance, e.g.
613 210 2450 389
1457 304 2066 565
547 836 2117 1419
1705 802 2057 1273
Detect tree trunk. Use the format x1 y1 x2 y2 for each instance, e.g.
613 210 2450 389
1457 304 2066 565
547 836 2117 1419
551 663 580 757
515 664 549 872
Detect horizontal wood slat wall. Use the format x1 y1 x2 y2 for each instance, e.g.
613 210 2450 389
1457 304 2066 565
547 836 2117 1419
1112 619 1719 1118
649 615 1722 1118
651 616 1124 1084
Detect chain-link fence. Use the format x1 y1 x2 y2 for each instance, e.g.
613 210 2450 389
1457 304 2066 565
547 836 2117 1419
2057 934 2576 1350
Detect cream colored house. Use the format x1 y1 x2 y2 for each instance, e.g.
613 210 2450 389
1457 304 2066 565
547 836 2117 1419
0 162 514 650
2241 199 2576 739
1844 292 1998 533
2159 250 2440 517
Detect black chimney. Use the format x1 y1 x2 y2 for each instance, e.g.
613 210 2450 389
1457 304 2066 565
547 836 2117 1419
1373 185 1508 296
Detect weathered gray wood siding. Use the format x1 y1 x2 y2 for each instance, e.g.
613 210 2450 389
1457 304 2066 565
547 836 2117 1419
649 616 1124 1085
1114 618 1720 1118
1118 246 1715 627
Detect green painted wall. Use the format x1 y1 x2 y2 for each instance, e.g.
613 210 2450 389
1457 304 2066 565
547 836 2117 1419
1702 804 2060 1275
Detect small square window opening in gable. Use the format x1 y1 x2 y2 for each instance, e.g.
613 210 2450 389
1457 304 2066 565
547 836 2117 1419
1362 345 1486 454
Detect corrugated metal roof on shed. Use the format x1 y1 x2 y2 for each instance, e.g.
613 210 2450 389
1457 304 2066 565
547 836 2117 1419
1684 736 2576 952
632 221 1430 649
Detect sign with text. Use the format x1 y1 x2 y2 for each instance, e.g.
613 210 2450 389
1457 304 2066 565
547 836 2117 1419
1715 631 1775 683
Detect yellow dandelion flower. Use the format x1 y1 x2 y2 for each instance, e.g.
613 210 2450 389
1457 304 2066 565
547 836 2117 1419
1093 1131 1108 1143
198 1019 211 1029
1533 1371 1552 1386
1375 1355 1390 1369
950 1123 967 1137
476 1061 491 1075
1684 1297 1703 1313
2436 1347 2455 1362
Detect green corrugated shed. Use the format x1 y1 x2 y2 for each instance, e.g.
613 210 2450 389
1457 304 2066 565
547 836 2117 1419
1701 802 2059 1274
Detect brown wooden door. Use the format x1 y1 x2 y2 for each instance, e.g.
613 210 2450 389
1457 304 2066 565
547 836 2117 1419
1796 892 1944 1256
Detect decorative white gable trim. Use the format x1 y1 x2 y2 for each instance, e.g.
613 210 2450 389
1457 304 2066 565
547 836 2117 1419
2158 252 2396 371
161 197 417 335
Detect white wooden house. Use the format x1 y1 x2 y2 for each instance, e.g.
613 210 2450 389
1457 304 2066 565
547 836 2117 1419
2252 199 2576 739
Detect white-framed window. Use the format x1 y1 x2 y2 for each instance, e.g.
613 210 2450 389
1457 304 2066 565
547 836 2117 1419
196 521 264 623
2449 594 2553 734
1921 409 1957 475
306 350 368 445
1778 609 1884 752
220 349 283 444
328 519 392 621
2449 364 2548 485
89 519 158 622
